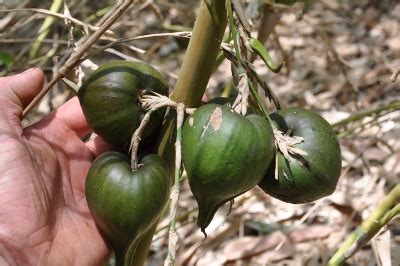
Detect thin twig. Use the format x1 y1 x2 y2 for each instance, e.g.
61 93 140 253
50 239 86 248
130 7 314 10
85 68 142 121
95 0 123 26
231 0 251 34
338 115 391 139
0 8 113 34
22 0 138 118
391 67 399 83
80 31 191 63
97 35 146 54
340 118 389 139
164 103 185 266
53 1 123 75
332 100 400 128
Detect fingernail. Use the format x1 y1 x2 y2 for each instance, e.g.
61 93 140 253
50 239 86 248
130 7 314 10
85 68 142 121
22 68 37 74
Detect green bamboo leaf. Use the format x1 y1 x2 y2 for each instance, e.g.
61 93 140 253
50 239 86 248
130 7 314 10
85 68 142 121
29 0 63 59
249 37 282 73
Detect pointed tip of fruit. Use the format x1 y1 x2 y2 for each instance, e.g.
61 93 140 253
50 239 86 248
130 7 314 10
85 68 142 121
196 214 212 234
201 228 208 239
196 201 218 234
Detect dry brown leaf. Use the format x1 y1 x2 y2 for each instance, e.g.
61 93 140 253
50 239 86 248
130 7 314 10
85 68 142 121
387 37 400 51
371 229 392 266
363 147 389 163
252 241 295 264
223 232 288 261
178 220 240 265
288 225 335 243
221 225 334 262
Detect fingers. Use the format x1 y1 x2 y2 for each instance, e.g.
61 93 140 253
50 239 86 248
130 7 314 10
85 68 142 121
85 135 115 157
0 69 44 130
28 96 114 156
0 68 44 111
36 97 92 138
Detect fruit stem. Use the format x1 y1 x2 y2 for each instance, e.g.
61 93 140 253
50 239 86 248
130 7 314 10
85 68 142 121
130 109 154 170
131 93 194 171
328 184 400 265
248 81 267 115
164 103 185 265
248 81 277 130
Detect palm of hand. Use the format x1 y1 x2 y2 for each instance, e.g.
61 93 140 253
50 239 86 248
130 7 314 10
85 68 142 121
0 69 112 265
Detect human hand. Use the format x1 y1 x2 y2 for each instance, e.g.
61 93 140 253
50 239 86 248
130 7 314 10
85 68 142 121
0 69 113 265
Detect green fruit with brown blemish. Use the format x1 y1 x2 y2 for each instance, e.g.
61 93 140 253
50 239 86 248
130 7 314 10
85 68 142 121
258 107 342 203
85 151 170 265
207 96 257 114
182 104 275 233
78 60 169 148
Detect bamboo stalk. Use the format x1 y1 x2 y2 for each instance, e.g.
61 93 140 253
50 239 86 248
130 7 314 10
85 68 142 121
169 1 228 106
132 1 228 265
157 0 227 162
328 184 400 265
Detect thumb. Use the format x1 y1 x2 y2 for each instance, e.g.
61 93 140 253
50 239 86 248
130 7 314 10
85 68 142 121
0 68 44 124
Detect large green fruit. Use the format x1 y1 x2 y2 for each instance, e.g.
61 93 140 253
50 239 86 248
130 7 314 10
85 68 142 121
182 104 275 232
78 60 169 148
258 107 342 203
85 152 170 265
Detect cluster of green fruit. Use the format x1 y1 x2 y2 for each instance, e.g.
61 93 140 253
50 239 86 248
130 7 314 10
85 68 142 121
78 61 342 263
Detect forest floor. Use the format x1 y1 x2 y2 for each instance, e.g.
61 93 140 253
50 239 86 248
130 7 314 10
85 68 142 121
0 0 399 265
